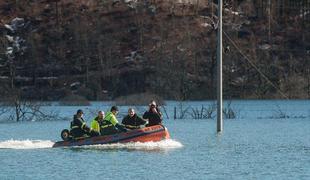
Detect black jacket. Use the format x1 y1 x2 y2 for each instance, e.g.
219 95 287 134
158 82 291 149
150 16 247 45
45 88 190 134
70 115 89 138
72 115 85 127
122 114 146 129
143 109 162 127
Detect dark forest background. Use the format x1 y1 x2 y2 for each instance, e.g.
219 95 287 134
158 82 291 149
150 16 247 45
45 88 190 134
0 0 309 102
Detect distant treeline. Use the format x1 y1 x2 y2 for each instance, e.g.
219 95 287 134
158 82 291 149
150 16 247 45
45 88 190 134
0 0 309 102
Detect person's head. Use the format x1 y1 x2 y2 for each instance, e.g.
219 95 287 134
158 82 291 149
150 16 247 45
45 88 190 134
149 100 157 109
128 108 135 117
98 111 105 119
76 109 84 117
111 106 119 115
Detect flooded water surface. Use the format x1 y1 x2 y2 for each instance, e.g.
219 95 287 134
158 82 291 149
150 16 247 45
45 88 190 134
0 100 309 180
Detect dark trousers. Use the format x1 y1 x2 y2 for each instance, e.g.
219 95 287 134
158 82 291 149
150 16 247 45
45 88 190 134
71 129 99 138
100 126 119 136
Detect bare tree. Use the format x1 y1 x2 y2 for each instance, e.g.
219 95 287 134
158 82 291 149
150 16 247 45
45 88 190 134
0 96 62 122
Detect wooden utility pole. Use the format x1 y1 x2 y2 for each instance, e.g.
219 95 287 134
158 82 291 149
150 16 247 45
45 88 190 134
217 0 223 132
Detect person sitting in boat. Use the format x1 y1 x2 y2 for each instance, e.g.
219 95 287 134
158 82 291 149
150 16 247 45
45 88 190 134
143 100 162 127
70 109 99 139
90 110 105 135
100 106 127 135
122 108 147 129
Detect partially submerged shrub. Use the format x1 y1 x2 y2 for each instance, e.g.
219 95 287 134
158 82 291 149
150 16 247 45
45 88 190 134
173 101 238 120
223 102 236 119
268 105 306 119
223 108 236 119
173 103 216 119
0 100 62 122
190 104 216 119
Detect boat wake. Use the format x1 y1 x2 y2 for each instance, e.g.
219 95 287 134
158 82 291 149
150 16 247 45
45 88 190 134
0 139 54 149
0 139 183 150
75 139 183 151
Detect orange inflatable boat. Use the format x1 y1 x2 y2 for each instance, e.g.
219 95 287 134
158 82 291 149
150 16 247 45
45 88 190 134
53 125 170 148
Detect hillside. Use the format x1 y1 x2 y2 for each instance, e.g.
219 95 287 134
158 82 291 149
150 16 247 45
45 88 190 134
0 0 309 101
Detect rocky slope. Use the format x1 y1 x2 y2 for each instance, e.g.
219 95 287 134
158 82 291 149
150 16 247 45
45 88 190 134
0 0 309 100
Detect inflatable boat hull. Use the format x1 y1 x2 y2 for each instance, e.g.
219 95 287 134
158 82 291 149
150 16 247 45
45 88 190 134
53 125 170 148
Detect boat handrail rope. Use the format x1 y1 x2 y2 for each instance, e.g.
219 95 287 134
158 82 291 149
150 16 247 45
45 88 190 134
223 31 289 100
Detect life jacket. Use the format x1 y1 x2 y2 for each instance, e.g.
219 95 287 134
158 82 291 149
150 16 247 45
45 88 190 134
70 115 87 131
143 110 162 126
102 112 119 127
91 116 101 132
122 114 145 129
100 120 114 129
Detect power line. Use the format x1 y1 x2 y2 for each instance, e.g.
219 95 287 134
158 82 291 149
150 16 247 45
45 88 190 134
223 31 290 99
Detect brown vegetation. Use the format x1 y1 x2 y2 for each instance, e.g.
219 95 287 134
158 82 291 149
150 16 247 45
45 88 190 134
0 0 309 101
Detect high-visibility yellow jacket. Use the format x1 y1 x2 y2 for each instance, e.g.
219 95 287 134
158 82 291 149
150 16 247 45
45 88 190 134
103 112 118 126
90 116 101 133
